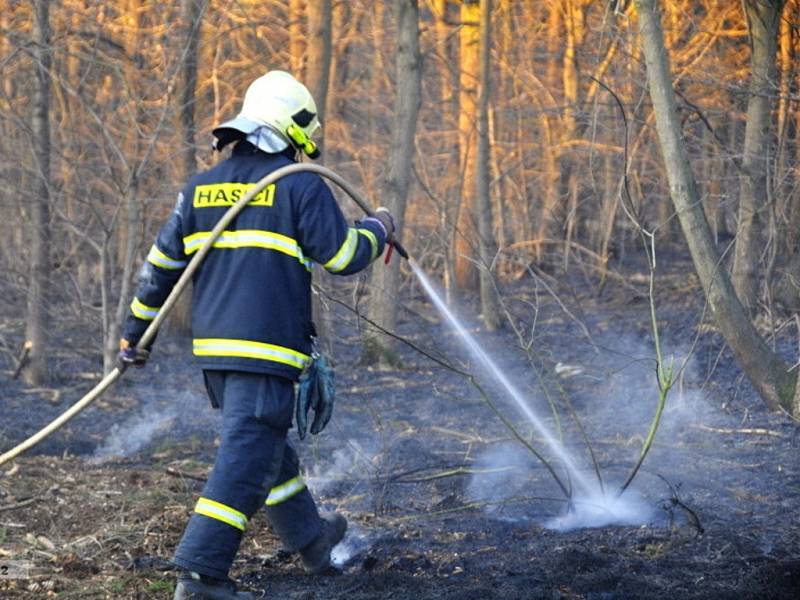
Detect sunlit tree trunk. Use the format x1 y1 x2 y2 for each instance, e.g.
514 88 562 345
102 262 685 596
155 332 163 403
535 4 561 263
429 0 459 300
289 0 306 75
453 0 480 291
476 0 500 329
732 0 785 312
634 0 796 415
363 0 421 365
306 0 332 126
24 0 52 384
773 1 800 311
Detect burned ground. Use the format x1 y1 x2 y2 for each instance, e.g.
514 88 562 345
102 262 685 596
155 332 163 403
0 256 798 599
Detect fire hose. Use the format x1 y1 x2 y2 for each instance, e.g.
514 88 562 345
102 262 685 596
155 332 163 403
0 163 408 467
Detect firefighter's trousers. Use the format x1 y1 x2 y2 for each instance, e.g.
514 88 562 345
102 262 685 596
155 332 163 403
173 371 322 580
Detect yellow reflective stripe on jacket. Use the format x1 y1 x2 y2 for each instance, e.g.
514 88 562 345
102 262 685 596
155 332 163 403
146 244 187 270
265 476 307 506
358 228 379 262
193 338 311 370
324 228 359 273
130 297 160 321
194 497 248 531
183 230 312 271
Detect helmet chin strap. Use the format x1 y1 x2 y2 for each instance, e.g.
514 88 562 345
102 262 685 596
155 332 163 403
286 123 320 159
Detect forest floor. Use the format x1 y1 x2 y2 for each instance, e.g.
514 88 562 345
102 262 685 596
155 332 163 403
0 252 798 599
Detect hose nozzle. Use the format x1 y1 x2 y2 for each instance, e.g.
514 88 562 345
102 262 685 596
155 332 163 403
388 238 410 261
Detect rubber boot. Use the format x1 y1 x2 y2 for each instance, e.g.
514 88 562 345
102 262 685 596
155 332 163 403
299 513 347 574
172 571 256 600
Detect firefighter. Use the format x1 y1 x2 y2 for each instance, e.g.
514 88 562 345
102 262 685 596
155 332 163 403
119 70 395 599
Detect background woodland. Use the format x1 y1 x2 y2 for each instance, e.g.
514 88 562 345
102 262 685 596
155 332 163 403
2 0 800 415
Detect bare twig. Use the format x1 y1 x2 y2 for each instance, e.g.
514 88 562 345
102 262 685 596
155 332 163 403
12 340 32 380
0 495 41 512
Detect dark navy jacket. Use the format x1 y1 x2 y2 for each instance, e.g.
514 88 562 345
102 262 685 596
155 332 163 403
122 142 387 380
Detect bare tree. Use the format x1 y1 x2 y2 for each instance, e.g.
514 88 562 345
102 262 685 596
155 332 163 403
24 0 52 384
304 0 334 350
289 0 306 75
476 0 500 329
453 0 480 292
170 0 206 336
362 0 422 364
634 0 796 416
306 0 332 127
732 0 785 312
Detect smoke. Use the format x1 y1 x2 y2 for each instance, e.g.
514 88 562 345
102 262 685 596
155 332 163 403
330 523 374 568
545 492 654 531
464 442 654 530
92 405 179 461
92 388 214 462
465 443 538 509
579 335 733 472
304 439 380 497
460 334 733 531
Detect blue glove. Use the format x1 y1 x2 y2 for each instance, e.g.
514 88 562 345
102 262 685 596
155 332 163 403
117 339 150 370
296 355 335 439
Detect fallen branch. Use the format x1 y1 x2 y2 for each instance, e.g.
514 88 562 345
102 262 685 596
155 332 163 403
165 466 208 482
393 495 570 521
695 424 782 438
0 495 41 512
394 466 519 483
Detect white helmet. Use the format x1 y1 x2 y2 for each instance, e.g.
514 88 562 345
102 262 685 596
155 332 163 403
213 71 322 158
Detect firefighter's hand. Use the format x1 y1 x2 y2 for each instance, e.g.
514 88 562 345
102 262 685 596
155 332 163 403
365 207 396 239
296 356 335 440
117 338 150 370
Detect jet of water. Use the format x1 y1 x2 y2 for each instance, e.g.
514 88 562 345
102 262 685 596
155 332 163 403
410 260 595 495
409 261 652 527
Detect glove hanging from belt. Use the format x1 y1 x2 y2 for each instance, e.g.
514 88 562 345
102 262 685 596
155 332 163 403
296 352 335 440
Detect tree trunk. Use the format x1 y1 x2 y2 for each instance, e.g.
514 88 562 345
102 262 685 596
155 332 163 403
305 0 334 352
476 0 500 329
289 0 306 75
24 0 52 385
453 0 480 291
535 3 561 263
306 0 332 126
732 0 784 312
170 0 205 337
104 0 145 372
634 0 796 414
362 0 422 365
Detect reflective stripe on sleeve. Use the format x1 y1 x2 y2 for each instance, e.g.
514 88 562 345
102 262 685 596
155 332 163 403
358 228 379 262
265 476 307 506
324 228 359 273
146 244 187 270
130 297 160 321
182 230 312 271
193 338 311 371
194 497 248 531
